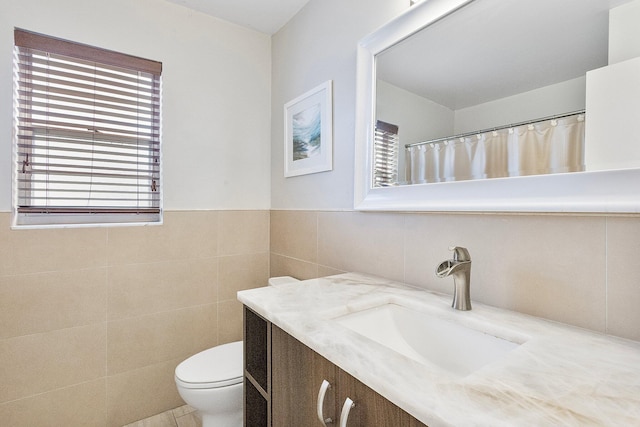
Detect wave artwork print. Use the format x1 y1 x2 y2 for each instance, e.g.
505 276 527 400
292 103 321 161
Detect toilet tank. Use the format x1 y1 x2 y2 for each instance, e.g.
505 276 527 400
268 276 299 287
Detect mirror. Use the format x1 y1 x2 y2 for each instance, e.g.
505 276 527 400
354 0 640 213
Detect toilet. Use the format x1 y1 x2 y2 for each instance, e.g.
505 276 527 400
175 341 243 426
174 276 299 426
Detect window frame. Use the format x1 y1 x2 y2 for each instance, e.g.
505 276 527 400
12 28 163 228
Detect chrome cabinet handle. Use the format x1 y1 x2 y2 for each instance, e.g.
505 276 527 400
317 379 333 425
339 397 356 427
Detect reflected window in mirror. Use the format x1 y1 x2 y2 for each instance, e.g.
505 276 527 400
374 120 400 186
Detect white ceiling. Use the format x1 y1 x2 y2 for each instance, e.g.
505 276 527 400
377 0 631 110
163 0 312 34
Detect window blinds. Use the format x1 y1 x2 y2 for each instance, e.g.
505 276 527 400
13 29 162 226
373 120 399 187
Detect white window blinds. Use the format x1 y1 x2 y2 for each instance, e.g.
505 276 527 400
13 29 162 226
373 120 399 187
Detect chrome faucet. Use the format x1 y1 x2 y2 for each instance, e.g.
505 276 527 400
435 246 472 311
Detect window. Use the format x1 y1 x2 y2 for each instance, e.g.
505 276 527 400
13 29 162 227
373 120 399 187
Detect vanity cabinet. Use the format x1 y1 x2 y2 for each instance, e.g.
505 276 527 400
244 305 427 426
271 325 336 425
335 368 427 427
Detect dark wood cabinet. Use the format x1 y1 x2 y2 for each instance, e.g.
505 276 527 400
272 325 336 425
335 368 426 427
244 305 427 427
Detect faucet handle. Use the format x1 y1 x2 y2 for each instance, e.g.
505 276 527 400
448 246 471 261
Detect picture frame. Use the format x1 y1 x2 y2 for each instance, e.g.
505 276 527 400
284 80 333 177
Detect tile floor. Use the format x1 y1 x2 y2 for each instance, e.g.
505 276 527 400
123 405 201 427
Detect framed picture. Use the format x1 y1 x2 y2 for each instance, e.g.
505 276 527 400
284 80 333 177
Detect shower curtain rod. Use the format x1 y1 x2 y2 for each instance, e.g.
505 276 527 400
405 109 586 148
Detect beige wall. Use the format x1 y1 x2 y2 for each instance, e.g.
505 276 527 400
4 208 639 427
0 210 269 427
0 0 272 211
270 0 408 209
3 1 640 426
1 1 272 425
271 210 640 343
269 0 640 345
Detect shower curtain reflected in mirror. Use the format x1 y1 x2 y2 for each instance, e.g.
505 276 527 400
406 114 585 184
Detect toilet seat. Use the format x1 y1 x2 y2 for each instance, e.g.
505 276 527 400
175 341 243 389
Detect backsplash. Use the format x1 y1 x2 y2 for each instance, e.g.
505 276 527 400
0 210 269 426
270 210 640 343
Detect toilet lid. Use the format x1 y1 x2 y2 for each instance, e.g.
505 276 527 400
175 341 243 389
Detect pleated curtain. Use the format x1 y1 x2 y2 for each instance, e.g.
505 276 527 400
405 114 585 184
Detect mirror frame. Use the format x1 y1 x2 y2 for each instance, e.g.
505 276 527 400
354 0 640 213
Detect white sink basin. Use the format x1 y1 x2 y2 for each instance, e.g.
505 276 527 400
334 303 521 377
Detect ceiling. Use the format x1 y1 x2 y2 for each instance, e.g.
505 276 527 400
377 0 630 110
163 0 312 34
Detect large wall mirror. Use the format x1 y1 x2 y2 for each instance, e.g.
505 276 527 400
354 0 640 213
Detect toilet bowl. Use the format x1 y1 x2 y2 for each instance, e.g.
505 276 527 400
175 341 243 427
174 276 299 427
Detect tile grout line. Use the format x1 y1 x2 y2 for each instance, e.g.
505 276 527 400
216 212 221 347
316 210 320 277
402 212 407 285
604 217 608 335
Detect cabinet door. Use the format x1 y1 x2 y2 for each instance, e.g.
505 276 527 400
336 368 427 427
272 326 337 426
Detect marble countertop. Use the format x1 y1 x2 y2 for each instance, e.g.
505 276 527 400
237 273 640 426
